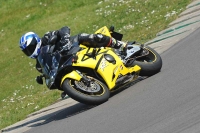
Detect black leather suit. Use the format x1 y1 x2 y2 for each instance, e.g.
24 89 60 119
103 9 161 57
36 26 124 72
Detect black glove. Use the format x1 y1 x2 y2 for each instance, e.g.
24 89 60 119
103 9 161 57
60 33 70 45
60 33 72 50
62 41 72 51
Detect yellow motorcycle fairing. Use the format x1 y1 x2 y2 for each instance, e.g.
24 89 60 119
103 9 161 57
61 26 141 90
71 47 141 90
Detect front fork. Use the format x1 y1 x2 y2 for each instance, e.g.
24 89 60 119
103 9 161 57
76 70 92 87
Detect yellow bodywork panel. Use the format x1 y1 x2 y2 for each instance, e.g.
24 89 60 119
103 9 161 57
95 26 111 37
96 50 141 89
73 48 106 69
72 47 141 90
61 70 82 85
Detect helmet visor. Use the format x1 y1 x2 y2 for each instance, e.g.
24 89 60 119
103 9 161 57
22 37 37 56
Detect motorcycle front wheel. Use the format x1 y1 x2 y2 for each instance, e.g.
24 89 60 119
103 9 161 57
132 46 162 76
62 77 110 105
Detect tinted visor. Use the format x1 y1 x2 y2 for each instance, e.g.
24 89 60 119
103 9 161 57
22 37 37 56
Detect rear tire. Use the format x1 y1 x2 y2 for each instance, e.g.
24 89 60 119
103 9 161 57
62 77 110 105
132 46 162 76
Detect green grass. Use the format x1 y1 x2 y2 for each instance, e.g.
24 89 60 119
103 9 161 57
0 0 192 129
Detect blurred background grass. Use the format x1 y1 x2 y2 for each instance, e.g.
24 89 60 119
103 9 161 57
0 0 192 129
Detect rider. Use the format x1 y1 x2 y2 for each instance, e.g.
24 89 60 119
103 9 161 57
19 26 128 98
19 26 128 72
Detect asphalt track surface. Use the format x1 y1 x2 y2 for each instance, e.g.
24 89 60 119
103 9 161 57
23 28 200 133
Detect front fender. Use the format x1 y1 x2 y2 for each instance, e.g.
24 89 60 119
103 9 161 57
60 70 82 86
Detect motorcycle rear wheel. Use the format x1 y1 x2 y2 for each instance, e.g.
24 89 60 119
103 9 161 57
62 77 110 105
132 46 162 76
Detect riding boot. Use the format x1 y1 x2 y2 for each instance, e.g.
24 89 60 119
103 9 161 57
111 38 128 56
118 40 128 56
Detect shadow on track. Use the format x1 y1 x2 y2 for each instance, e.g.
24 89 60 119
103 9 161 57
2 103 95 133
30 103 96 127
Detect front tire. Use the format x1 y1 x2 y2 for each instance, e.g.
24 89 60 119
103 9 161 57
132 46 162 76
62 77 110 105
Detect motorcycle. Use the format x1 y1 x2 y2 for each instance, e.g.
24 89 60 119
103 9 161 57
36 26 162 105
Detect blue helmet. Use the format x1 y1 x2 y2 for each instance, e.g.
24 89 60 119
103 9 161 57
19 32 41 58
